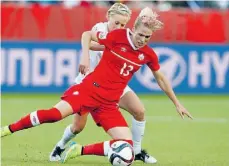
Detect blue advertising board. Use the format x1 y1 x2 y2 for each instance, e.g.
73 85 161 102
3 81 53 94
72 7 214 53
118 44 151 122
1 41 229 94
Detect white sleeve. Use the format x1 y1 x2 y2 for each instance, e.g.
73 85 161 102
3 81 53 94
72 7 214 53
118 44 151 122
91 22 108 33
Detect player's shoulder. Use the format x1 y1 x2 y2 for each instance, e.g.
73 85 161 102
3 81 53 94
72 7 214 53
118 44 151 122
110 29 126 34
92 22 108 32
108 29 127 39
140 45 157 58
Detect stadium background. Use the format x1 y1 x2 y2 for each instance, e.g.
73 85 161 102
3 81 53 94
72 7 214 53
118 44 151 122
1 1 229 166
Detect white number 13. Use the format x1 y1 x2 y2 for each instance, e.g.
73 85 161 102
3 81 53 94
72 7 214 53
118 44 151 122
120 63 134 76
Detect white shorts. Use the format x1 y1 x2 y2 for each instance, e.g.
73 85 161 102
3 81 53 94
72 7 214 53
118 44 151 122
120 85 133 98
74 73 86 84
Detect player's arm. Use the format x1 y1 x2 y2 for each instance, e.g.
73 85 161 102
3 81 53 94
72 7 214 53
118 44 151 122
152 70 179 105
90 41 105 51
82 31 99 44
152 70 193 119
80 31 99 74
89 22 106 51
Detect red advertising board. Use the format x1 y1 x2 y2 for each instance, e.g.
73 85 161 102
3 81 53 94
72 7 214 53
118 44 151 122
1 4 229 43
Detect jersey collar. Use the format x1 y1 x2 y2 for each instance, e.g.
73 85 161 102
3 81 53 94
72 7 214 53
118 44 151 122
126 28 138 50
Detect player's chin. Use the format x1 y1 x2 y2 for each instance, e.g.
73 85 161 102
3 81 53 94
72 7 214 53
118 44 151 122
137 43 145 48
137 45 144 49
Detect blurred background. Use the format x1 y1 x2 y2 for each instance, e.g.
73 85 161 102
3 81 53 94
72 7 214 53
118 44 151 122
1 1 229 166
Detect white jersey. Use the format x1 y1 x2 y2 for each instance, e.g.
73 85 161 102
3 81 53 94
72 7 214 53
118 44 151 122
74 22 108 84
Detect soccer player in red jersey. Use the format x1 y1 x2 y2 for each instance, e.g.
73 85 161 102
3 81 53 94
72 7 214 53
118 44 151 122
1 7 193 163
50 4 157 164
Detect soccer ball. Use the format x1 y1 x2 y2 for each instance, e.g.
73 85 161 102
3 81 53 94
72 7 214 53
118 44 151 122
108 141 135 166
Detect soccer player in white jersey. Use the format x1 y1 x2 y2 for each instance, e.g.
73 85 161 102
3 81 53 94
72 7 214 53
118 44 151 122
49 3 156 164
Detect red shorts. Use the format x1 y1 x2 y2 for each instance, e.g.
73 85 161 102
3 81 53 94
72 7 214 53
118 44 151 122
61 84 128 132
90 105 128 132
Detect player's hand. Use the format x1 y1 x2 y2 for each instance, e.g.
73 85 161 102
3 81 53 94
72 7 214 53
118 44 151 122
176 104 193 120
79 57 90 75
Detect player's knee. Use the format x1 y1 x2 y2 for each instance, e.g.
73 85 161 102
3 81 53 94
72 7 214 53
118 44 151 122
71 116 87 134
131 107 145 121
71 123 85 134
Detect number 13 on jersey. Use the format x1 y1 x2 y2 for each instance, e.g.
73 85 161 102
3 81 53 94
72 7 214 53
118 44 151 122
120 63 134 76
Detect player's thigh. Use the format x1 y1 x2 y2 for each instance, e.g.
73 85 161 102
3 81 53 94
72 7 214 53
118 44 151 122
60 84 89 116
107 127 132 140
119 89 145 116
71 113 89 133
54 100 74 118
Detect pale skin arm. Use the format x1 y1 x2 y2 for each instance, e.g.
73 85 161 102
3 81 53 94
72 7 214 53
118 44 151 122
90 41 105 51
152 70 193 119
80 31 99 74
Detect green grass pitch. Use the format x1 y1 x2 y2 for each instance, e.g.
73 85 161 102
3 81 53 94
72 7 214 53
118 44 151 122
1 94 229 166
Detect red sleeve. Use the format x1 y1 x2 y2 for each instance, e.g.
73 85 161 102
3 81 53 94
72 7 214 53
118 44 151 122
96 31 114 49
146 49 160 71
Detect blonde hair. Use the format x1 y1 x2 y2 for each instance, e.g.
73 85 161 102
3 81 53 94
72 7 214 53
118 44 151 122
134 7 163 32
107 3 132 19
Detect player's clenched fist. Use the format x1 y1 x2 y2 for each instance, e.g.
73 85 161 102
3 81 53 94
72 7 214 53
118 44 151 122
79 58 89 75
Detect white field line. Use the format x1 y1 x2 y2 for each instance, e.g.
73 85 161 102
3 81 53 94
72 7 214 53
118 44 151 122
1 98 57 103
2 98 228 104
2 98 228 124
141 99 229 105
145 116 229 123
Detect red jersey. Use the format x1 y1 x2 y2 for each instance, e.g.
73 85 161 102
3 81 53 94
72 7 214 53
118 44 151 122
82 29 160 103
